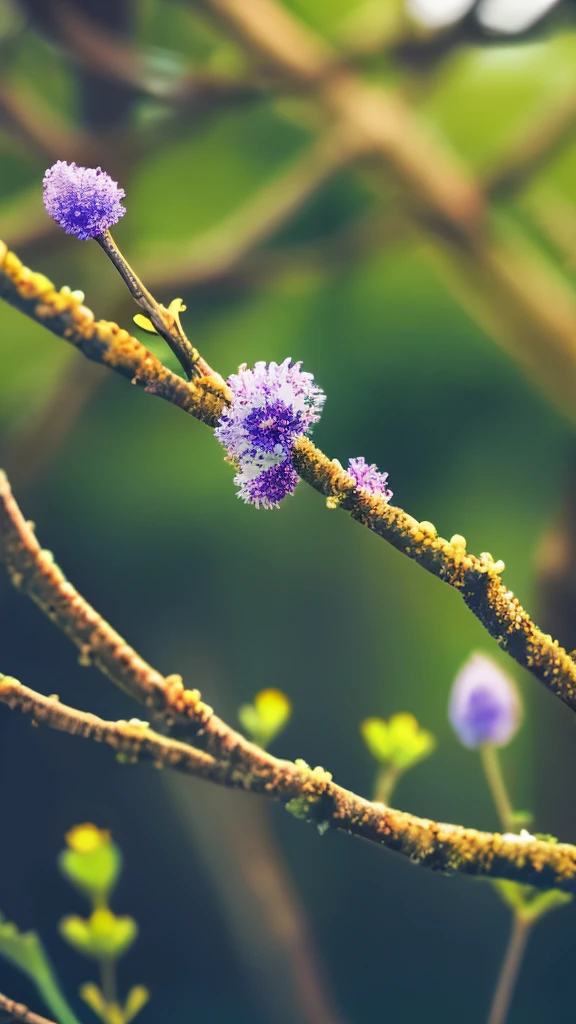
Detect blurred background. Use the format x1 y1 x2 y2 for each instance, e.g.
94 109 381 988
2 0 576 1021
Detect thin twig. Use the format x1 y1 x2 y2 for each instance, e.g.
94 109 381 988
484 90 576 199
95 230 205 379
2 246 576 717
55 2 265 107
0 993 57 1024
2 674 576 892
0 241 228 426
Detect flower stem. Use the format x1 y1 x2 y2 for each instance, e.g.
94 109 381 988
487 912 532 1024
374 764 401 804
480 744 515 833
99 957 117 1013
95 230 205 380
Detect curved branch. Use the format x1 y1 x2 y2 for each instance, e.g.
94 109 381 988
1 243 576 717
2 674 576 893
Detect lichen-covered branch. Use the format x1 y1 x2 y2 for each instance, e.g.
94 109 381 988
0 469 282 766
2 673 576 892
292 439 576 713
2 243 576 716
0 242 229 428
0 992 57 1024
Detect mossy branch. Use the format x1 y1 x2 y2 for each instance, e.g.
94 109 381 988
2 674 576 893
1 242 576 717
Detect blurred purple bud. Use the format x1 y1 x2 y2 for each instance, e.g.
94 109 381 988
449 652 521 749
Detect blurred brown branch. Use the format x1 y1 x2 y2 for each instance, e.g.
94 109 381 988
142 124 372 291
0 80 88 164
0 354 106 490
179 0 576 428
484 88 576 198
0 993 56 1024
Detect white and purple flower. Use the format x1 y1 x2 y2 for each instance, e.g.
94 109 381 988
215 358 325 509
43 161 126 240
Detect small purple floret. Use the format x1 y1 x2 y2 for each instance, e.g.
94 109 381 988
449 652 521 749
348 456 392 502
215 358 325 509
236 461 300 510
43 161 126 240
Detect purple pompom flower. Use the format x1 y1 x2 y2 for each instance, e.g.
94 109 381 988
449 652 521 749
43 161 126 240
348 456 392 502
215 358 325 509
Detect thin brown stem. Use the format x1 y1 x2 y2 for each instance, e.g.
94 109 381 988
95 231 205 380
2 674 576 892
487 914 532 1024
0 992 57 1024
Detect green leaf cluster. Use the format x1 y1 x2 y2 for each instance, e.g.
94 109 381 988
361 713 436 771
59 909 138 962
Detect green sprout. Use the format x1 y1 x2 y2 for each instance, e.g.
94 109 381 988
238 687 292 749
58 824 148 1024
360 713 436 804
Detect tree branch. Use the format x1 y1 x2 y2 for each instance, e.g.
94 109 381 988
3 674 576 892
0 242 229 428
0 992 57 1024
2 244 576 717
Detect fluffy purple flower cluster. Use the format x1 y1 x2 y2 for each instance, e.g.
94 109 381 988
347 456 392 502
215 359 325 509
43 161 126 240
449 652 521 749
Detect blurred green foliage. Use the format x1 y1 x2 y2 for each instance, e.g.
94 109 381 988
3 1 576 1021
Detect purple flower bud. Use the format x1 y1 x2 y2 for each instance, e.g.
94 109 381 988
449 652 521 749
43 161 126 240
348 456 392 502
215 358 325 509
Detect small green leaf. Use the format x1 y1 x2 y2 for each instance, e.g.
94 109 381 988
0 914 82 1024
60 909 138 961
509 810 534 829
133 314 157 333
491 880 572 922
59 824 121 904
238 688 292 749
361 713 436 770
